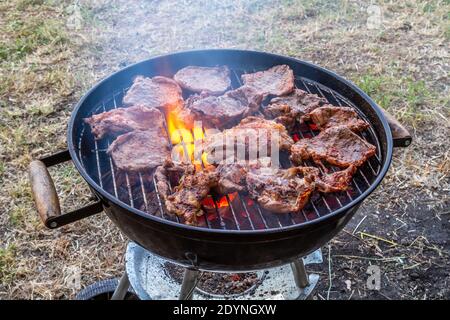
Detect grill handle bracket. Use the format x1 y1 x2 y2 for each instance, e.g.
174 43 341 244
380 108 412 148
29 150 103 229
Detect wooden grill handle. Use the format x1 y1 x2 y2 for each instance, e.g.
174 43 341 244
28 151 103 229
29 160 61 228
380 108 412 147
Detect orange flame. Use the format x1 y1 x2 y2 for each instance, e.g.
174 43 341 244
166 109 209 167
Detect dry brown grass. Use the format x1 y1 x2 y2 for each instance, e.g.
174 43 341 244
0 0 448 299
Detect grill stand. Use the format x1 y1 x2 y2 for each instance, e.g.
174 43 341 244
115 242 321 300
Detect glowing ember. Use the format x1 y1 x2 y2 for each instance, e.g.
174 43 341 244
216 193 237 208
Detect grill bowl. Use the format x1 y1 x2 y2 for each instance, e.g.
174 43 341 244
66 49 393 270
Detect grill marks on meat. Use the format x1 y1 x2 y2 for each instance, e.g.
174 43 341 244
185 86 263 129
291 125 376 170
123 76 183 111
155 161 219 225
84 105 164 140
263 89 329 130
246 165 317 213
202 117 294 164
242 65 294 97
174 66 231 95
303 106 370 132
108 128 170 172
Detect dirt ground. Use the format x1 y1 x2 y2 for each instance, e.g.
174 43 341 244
0 0 448 299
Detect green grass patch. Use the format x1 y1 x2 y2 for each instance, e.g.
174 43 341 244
0 17 68 62
355 73 434 124
9 205 27 227
0 244 17 285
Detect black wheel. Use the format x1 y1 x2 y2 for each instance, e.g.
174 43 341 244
75 278 139 300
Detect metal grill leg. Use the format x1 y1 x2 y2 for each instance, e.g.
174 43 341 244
290 259 309 289
179 269 200 300
111 272 130 300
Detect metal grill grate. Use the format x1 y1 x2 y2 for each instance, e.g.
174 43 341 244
78 68 382 230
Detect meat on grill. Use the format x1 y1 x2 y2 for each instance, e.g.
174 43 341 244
290 125 376 170
315 165 357 193
215 161 249 194
174 66 231 95
214 158 273 194
123 76 183 111
241 65 294 97
246 165 317 213
303 106 370 132
84 105 165 140
155 160 219 225
108 128 170 172
263 89 329 130
202 116 294 164
185 86 263 129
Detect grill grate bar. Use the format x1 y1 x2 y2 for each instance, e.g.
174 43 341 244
238 196 256 230
255 205 270 229
225 194 241 230
108 155 119 198
139 173 149 213
94 140 103 189
152 175 167 219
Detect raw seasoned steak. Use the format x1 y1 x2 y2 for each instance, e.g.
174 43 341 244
84 105 165 140
174 66 231 95
303 106 370 132
290 125 376 170
108 128 170 172
185 86 263 128
241 65 294 97
123 76 183 111
263 89 329 130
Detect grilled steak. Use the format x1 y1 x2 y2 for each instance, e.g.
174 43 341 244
185 86 263 129
246 165 317 213
315 165 357 193
108 128 170 172
123 76 183 111
290 125 376 170
215 161 248 194
84 105 165 140
241 65 294 97
263 89 329 130
174 66 231 95
303 106 370 132
214 158 273 194
155 160 219 225
202 117 294 164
